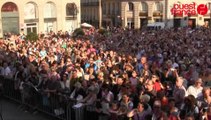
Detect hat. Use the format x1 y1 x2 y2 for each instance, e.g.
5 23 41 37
74 82 82 88
139 94 150 103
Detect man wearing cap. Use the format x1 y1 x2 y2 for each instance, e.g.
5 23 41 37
187 78 203 98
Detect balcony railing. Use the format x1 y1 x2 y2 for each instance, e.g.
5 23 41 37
81 2 99 6
139 12 148 16
153 11 163 17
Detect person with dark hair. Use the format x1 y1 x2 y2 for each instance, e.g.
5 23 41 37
180 95 199 119
127 102 151 120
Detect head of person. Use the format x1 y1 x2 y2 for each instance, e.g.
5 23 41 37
62 73 68 81
145 80 154 91
184 95 196 107
3 62 8 68
74 82 82 89
139 94 150 103
89 58 94 64
166 60 172 69
122 93 130 103
140 56 147 65
132 70 137 78
151 74 159 83
194 78 203 88
168 98 176 108
153 100 162 112
111 101 119 110
202 87 210 98
137 102 148 112
117 76 124 85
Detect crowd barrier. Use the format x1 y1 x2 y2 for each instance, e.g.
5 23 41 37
0 76 86 120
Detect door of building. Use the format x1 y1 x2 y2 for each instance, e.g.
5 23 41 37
174 19 181 28
140 18 148 29
1 2 19 34
188 19 196 28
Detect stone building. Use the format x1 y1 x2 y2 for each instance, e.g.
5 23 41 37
166 0 211 28
81 0 100 27
120 0 164 29
81 0 211 29
0 0 81 38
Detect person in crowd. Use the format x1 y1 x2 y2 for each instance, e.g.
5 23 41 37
0 26 211 119
187 78 203 98
173 76 187 108
127 102 150 120
151 74 163 92
197 87 211 109
151 100 168 120
180 95 199 119
1 62 12 78
144 80 157 106
167 98 180 120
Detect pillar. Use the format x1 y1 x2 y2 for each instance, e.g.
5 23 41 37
147 2 154 23
121 2 127 28
134 2 140 29
18 4 24 33
0 9 2 38
38 3 44 33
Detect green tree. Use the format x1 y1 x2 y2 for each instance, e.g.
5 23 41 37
72 28 85 38
25 32 39 42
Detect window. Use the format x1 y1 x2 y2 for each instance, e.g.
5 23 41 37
155 2 163 12
141 2 148 12
128 2 134 11
24 2 38 19
1 2 18 12
66 3 77 16
206 3 211 13
108 3 111 15
44 2 56 18
103 3 106 14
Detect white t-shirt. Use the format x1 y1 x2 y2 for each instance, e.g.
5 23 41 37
187 85 203 98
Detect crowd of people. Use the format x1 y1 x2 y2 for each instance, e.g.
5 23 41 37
0 26 211 120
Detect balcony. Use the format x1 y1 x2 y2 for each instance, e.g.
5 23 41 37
81 2 99 6
139 12 148 16
153 11 163 17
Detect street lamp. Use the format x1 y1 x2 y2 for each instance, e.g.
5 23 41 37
117 15 121 27
99 0 102 29
209 2 211 28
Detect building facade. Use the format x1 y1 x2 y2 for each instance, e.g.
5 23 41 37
166 0 211 28
81 0 120 28
120 0 164 29
81 0 164 29
0 0 81 38
81 0 211 29
102 0 121 27
81 0 100 27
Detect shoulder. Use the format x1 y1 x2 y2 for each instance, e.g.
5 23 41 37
187 85 194 90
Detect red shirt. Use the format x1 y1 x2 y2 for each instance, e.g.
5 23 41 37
153 82 161 92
